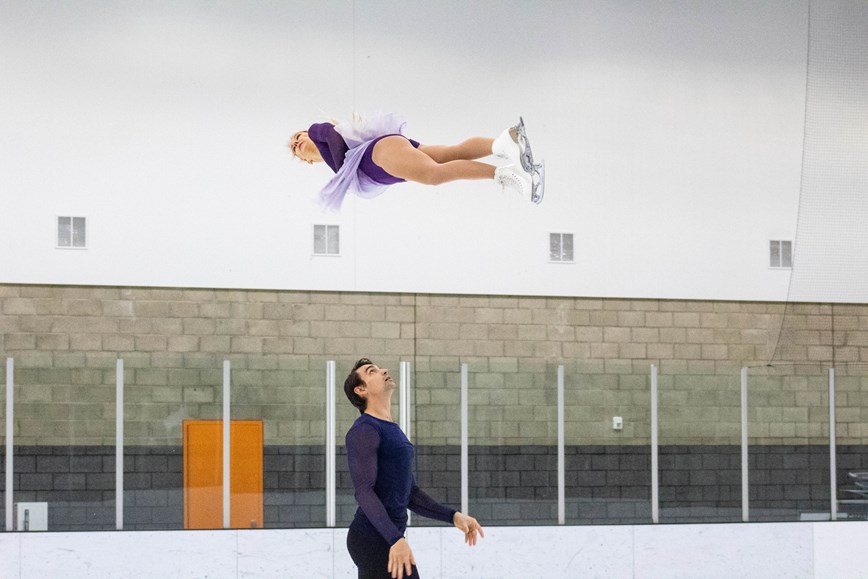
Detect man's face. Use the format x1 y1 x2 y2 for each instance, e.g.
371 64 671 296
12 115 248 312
354 363 394 401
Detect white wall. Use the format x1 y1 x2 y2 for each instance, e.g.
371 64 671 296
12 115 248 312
1 522 866 578
4 1 862 302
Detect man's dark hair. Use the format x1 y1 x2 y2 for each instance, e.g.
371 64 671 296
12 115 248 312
344 357 372 414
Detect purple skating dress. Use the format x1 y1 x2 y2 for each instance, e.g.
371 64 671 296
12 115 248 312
309 113 420 211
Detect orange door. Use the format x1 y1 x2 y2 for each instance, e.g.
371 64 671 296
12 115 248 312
183 420 264 529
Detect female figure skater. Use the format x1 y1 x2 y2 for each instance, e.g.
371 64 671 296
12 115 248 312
289 113 544 211
344 358 484 579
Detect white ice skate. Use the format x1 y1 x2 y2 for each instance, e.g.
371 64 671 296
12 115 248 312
492 125 522 165
493 118 544 204
515 117 545 205
495 164 533 200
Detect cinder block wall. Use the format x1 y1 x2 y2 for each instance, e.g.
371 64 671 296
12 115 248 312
2 285 866 446
1 284 867 529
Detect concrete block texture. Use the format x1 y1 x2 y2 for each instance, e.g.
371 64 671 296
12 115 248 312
1 285 867 447
2 442 842 530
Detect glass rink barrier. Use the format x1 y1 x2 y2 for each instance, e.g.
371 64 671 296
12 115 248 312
657 371 742 523
0 356 864 531
563 360 651 525
747 364 831 522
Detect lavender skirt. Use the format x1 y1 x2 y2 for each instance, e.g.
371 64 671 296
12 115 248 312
318 112 409 212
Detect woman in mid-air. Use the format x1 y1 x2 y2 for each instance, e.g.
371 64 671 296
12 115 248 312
288 113 544 211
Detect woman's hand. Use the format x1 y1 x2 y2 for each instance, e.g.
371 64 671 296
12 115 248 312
453 512 485 546
387 537 416 579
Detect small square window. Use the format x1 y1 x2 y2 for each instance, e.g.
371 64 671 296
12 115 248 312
549 233 574 263
769 240 792 268
314 224 340 256
57 216 87 249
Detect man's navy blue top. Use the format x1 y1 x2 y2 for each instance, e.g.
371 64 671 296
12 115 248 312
346 413 456 545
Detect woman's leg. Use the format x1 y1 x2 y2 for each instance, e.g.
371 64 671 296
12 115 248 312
418 138 494 163
372 136 495 186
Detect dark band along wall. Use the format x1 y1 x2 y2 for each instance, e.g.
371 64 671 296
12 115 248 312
4 445 868 529
1 285 866 529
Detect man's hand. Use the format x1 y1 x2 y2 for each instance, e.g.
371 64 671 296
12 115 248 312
387 537 415 579
453 512 485 546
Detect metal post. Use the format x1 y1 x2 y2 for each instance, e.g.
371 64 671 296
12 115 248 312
461 363 469 515
326 360 336 527
400 361 412 526
557 365 565 525
399 361 411 438
5 358 13 532
651 365 659 524
741 367 749 522
829 367 837 521
116 359 124 530
223 360 231 529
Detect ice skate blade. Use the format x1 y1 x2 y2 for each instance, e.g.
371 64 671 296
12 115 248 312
515 116 538 175
531 161 545 205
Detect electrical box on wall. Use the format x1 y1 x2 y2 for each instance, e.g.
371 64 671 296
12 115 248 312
16 502 48 531
613 416 623 431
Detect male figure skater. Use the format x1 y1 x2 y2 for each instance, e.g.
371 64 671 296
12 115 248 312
343 358 484 578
